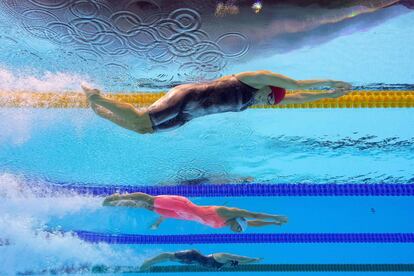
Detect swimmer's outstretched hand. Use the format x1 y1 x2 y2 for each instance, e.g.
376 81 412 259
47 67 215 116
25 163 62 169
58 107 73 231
327 87 352 98
331 81 352 90
325 81 352 98
81 84 101 100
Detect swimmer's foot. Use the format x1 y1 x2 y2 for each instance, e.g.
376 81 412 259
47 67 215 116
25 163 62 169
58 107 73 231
275 215 288 224
81 84 101 101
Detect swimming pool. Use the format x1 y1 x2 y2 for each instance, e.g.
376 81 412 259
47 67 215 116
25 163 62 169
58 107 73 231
1 107 414 275
1 1 414 275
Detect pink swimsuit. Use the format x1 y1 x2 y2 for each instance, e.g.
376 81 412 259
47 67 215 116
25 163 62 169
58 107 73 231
153 195 227 228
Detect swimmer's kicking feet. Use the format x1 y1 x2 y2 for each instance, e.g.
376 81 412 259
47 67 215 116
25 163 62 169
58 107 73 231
82 70 352 134
140 249 262 271
102 193 288 232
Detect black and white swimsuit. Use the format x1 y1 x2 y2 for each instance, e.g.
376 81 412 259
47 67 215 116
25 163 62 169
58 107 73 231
148 76 258 132
174 250 231 269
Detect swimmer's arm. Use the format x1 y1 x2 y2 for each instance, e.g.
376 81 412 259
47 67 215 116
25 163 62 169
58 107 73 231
150 216 166 230
222 208 288 223
280 88 352 104
265 75 334 89
140 252 176 271
259 72 351 90
238 71 348 90
296 80 351 89
247 220 283 227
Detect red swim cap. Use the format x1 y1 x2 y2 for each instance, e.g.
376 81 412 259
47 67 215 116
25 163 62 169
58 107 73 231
270 86 286 105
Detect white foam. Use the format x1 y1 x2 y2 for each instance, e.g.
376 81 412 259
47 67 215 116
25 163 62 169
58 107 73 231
0 173 148 275
0 66 95 92
0 66 100 146
0 110 40 145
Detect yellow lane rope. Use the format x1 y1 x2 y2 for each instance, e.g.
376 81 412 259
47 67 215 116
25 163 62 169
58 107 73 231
1 91 413 108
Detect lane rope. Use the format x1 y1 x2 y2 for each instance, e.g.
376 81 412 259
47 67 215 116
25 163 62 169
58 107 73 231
71 231 414 244
18 264 414 274
32 182 414 197
1 91 414 108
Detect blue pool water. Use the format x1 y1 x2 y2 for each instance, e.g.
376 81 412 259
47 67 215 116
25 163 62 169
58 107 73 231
1 107 413 275
1 1 414 275
1 108 413 185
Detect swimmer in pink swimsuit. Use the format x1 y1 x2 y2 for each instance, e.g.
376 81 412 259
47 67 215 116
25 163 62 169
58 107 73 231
83 70 352 134
103 192 288 232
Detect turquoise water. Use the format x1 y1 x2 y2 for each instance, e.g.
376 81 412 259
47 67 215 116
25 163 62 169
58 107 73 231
1 1 414 275
1 109 414 185
1 108 413 275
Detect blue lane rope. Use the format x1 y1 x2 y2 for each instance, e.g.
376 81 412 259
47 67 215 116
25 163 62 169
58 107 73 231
71 231 414 244
18 264 414 274
34 182 414 197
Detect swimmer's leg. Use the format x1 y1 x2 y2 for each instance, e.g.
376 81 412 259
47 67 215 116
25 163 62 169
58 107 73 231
82 85 143 120
213 253 262 265
82 85 153 134
247 219 284 227
140 253 177 271
90 103 138 132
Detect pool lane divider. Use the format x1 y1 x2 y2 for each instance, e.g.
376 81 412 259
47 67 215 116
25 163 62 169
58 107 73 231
1 91 414 108
71 231 414 244
17 264 414 274
36 182 414 197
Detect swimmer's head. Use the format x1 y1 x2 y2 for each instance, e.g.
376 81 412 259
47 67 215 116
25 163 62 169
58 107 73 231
227 217 248 233
268 86 286 105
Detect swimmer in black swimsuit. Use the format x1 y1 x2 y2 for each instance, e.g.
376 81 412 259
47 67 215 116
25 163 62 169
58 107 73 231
82 70 352 134
139 249 261 271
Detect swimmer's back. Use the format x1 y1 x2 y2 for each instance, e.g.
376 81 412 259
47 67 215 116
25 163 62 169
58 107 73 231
153 195 227 228
174 250 224 269
148 76 258 131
